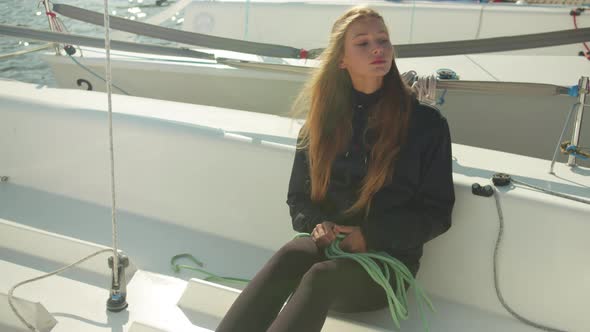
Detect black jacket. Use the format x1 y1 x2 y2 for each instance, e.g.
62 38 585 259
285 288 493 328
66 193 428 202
286 89 455 265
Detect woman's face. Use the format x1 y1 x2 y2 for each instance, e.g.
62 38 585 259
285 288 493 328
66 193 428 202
340 16 393 81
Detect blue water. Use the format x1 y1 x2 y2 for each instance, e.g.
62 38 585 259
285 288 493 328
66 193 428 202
0 0 184 87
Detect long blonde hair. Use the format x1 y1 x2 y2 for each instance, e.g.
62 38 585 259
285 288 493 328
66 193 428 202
292 6 417 216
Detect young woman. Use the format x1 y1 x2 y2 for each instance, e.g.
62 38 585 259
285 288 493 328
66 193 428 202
216 6 455 332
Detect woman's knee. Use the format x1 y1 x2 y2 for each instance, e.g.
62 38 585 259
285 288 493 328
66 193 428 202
276 236 318 258
269 237 322 270
300 261 340 291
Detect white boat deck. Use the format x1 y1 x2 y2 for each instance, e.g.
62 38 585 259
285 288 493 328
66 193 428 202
1 258 203 332
0 262 544 332
1 81 589 331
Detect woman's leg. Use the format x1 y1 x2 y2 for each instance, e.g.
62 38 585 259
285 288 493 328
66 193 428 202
266 258 417 332
216 237 324 332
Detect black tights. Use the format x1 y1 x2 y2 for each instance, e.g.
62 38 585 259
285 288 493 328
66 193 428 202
216 237 416 332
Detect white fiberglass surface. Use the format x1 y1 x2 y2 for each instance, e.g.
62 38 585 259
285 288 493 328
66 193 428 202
0 182 273 286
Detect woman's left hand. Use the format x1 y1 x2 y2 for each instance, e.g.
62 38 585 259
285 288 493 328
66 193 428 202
333 226 367 253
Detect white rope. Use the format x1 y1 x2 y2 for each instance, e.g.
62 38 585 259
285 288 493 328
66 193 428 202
8 1 122 330
41 0 58 32
491 186 569 332
40 0 60 54
401 70 438 106
8 249 113 331
102 0 120 288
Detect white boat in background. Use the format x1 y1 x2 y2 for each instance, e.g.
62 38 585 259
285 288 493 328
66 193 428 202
13 1 580 162
181 0 590 56
39 1 590 116
42 44 590 162
1 79 589 332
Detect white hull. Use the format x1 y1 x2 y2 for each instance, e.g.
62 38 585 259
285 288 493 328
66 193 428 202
43 48 590 162
44 48 308 117
1 81 589 331
182 0 590 56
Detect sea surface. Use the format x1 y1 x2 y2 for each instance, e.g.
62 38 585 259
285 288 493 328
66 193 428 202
0 0 184 87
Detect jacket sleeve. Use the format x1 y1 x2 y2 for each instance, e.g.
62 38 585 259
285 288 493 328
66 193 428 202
286 135 327 233
361 117 455 251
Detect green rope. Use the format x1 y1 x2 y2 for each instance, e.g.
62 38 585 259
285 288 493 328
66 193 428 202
171 253 250 284
172 234 434 331
295 233 434 331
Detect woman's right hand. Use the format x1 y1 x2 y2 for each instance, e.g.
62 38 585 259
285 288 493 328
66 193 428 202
311 221 338 249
